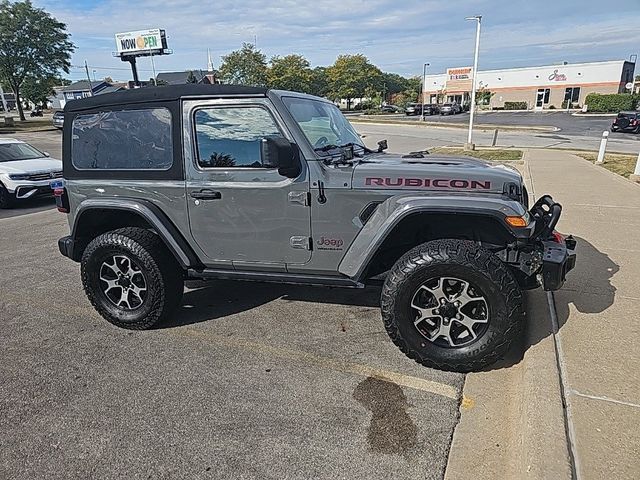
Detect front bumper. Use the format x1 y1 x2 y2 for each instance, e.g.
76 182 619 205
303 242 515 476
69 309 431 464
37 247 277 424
541 237 577 291
528 195 577 291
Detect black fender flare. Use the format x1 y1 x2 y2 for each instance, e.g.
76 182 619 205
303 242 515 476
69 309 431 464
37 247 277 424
71 198 201 268
338 194 533 281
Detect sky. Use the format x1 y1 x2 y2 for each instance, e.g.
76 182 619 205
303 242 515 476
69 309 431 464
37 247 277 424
35 0 640 83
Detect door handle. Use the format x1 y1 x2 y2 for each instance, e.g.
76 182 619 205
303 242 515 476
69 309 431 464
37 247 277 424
191 189 222 200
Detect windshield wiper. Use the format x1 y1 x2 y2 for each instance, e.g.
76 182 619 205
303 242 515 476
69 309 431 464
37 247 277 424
314 142 368 155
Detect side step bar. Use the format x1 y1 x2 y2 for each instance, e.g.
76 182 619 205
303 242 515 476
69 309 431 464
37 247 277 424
187 268 365 288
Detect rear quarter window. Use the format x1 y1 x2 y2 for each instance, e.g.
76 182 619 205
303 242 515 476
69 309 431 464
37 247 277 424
71 108 173 170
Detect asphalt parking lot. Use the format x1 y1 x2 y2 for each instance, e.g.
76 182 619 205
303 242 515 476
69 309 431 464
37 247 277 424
376 110 640 139
1 132 464 479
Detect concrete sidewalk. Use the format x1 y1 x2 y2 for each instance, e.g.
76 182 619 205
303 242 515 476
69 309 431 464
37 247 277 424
526 149 640 480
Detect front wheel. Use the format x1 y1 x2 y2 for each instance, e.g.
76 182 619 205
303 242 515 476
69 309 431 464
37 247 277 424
81 227 184 329
381 239 524 372
0 184 14 209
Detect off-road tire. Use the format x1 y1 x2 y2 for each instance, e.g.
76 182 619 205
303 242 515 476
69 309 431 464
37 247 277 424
81 227 184 329
0 184 14 209
381 239 524 372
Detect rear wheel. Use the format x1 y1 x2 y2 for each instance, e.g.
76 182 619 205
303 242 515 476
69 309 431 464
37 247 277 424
381 239 524 372
81 227 184 329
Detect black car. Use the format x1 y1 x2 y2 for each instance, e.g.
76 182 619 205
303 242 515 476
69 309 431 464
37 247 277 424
611 111 640 133
381 104 399 113
405 103 438 116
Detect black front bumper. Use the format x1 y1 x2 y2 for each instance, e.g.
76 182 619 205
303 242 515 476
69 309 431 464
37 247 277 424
541 237 577 291
528 195 577 291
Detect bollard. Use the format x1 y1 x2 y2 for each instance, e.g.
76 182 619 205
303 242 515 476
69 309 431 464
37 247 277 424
596 130 609 164
491 128 499 147
630 151 640 183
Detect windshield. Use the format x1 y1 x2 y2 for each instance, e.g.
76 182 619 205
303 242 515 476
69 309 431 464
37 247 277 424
282 96 365 154
0 142 44 162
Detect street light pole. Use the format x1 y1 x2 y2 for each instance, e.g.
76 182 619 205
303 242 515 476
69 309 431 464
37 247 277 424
465 15 482 149
421 63 429 122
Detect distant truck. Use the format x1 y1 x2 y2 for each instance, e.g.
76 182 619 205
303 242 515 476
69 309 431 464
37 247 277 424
56 84 576 372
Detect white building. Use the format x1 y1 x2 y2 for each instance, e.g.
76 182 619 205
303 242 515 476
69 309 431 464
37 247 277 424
423 60 635 110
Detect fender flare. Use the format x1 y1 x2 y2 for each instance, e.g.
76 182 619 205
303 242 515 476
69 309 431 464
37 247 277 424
71 198 200 268
338 194 532 280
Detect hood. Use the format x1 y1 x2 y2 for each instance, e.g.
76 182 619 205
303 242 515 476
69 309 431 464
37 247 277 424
352 153 522 194
0 157 62 175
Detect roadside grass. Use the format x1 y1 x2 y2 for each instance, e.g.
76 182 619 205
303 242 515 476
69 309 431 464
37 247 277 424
573 152 637 178
0 118 54 133
429 147 523 162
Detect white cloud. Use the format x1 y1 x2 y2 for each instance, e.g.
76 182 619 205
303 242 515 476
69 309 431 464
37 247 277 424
36 0 640 81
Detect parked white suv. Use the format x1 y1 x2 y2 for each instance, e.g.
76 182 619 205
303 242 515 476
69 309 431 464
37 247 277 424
0 138 62 208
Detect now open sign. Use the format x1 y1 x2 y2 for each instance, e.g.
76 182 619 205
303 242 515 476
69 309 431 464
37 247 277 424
115 29 163 55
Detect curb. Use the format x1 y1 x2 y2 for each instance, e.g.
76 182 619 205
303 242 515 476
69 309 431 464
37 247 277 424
444 290 572 480
445 149 571 479
350 117 557 132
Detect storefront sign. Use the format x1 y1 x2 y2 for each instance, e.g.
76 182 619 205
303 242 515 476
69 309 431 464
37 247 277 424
446 67 473 91
548 69 567 81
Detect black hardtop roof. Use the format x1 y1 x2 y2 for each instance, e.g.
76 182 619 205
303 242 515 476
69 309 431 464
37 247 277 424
64 84 268 112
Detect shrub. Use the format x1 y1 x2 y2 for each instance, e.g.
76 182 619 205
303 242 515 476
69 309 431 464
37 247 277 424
504 101 528 110
548 105 556 109
585 93 640 113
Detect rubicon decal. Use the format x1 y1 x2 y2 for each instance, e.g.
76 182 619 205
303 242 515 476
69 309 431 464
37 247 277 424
365 177 491 189
317 236 344 250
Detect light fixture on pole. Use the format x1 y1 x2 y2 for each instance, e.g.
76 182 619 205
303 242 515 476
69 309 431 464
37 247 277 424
421 63 430 122
465 15 482 150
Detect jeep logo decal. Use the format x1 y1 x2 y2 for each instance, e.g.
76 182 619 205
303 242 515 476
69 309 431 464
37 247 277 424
365 177 491 189
317 236 344 250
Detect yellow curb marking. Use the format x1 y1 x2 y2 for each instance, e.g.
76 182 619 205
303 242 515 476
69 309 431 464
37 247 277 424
170 328 458 400
461 396 475 409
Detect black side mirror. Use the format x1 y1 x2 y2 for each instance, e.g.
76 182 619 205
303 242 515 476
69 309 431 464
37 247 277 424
260 137 302 178
377 139 388 152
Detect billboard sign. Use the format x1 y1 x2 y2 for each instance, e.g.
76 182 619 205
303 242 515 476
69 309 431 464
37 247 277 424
115 29 165 56
446 67 473 91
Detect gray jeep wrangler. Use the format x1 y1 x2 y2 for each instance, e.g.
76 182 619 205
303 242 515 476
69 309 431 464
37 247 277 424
56 84 576 372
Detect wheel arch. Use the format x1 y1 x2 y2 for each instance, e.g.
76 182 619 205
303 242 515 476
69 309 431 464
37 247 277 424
70 199 201 269
339 198 531 281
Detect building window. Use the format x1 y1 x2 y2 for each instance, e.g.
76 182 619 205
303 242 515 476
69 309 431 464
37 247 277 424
564 87 580 105
72 108 173 170
543 89 550 104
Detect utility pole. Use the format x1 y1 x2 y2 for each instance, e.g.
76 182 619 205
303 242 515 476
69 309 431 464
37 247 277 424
84 61 94 96
421 63 429 122
630 54 637 94
465 15 482 149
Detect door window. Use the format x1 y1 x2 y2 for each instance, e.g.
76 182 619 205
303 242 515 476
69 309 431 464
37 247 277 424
194 106 282 168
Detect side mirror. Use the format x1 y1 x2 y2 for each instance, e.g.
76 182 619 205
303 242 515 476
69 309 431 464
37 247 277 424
260 137 302 178
43 151 50 157
377 139 388 152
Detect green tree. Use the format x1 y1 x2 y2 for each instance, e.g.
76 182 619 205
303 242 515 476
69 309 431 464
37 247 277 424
219 43 267 86
309 67 329 98
21 75 64 107
268 54 312 93
326 54 383 109
0 0 74 120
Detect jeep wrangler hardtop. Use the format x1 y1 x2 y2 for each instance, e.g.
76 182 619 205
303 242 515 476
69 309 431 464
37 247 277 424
56 84 576 372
